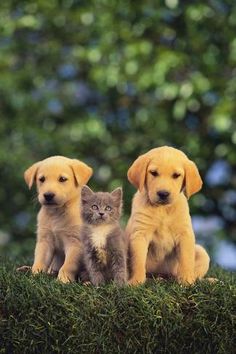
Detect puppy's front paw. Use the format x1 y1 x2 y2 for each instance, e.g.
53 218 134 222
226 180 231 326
128 275 146 286
177 274 195 286
204 277 219 284
32 264 45 274
57 269 74 283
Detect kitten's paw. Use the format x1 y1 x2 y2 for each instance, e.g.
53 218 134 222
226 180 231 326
83 281 92 286
90 272 105 287
92 280 105 287
114 277 127 286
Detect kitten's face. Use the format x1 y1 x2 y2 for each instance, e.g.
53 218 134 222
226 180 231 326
81 186 122 225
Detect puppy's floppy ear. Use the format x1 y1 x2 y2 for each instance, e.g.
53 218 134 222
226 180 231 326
81 185 94 203
184 160 203 198
24 161 42 189
127 153 150 192
70 159 93 186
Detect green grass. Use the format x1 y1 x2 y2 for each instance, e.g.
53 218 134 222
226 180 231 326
0 260 235 354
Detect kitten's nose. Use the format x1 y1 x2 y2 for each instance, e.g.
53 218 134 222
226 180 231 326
44 192 55 202
99 212 104 216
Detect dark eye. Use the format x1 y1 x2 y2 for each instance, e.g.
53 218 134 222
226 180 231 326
59 176 68 182
91 205 98 210
105 206 112 211
39 176 45 183
150 170 159 177
172 173 181 179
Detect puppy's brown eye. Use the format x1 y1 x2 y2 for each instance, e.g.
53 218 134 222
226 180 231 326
39 176 45 183
92 205 98 210
172 173 181 179
59 176 68 182
105 206 112 211
150 170 159 177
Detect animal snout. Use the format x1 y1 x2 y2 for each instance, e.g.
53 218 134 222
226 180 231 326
44 192 55 202
157 190 170 201
99 212 105 216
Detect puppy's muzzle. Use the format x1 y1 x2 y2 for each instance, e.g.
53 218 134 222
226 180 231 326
43 192 56 204
156 190 170 204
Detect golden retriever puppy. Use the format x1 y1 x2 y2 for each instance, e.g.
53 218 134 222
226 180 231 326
24 156 93 283
126 146 210 285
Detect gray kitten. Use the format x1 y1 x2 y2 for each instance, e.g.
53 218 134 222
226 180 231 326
80 185 127 286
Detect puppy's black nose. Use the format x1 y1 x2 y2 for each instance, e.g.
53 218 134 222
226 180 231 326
44 193 55 202
157 190 170 200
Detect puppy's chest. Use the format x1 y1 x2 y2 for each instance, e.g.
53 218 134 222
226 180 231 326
51 219 80 246
151 230 175 256
151 212 176 254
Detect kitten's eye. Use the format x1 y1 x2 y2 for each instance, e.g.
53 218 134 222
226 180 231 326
59 176 68 183
39 176 45 183
91 205 98 210
150 170 159 177
105 206 112 211
172 173 181 179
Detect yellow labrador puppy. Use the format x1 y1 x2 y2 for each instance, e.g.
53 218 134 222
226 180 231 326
126 146 210 285
24 156 93 283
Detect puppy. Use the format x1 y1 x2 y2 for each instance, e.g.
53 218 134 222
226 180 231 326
126 146 210 285
24 156 93 283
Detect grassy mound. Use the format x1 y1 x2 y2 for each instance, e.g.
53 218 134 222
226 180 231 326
0 260 235 354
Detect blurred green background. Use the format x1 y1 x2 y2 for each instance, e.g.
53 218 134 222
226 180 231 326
0 0 235 268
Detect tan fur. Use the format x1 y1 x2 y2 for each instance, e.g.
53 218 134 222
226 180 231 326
126 146 210 285
24 155 93 283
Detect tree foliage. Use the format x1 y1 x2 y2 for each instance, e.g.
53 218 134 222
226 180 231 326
0 0 235 257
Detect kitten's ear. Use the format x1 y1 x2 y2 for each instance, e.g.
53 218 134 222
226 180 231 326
111 187 123 202
81 185 94 203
